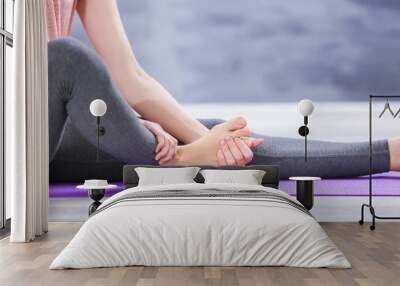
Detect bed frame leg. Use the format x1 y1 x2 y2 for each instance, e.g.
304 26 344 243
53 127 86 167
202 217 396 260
369 206 376 231
359 204 376 230
359 203 366 225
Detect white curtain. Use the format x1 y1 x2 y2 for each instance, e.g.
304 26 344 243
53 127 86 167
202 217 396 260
8 0 49 242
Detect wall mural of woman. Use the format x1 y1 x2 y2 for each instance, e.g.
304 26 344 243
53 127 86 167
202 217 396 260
48 0 400 182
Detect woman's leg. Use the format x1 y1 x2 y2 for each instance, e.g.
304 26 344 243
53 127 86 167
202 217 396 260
50 118 226 182
250 135 390 179
199 119 390 179
48 37 157 165
50 119 125 182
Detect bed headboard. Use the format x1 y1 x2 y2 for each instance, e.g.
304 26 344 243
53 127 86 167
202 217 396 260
123 165 280 189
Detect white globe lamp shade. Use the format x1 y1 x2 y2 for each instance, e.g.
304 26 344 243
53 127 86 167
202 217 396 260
298 99 314 116
90 99 107 117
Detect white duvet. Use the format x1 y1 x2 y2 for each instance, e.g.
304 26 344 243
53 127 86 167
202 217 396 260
50 183 350 269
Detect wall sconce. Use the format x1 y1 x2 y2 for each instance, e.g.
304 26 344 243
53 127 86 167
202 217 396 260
90 99 107 162
297 99 314 162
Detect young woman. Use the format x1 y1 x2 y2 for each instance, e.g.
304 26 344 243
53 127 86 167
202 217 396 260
47 0 400 181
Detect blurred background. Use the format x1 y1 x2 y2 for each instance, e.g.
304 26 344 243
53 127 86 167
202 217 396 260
71 0 400 141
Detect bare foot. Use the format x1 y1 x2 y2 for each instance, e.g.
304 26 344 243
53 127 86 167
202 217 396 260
388 138 400 170
166 117 250 166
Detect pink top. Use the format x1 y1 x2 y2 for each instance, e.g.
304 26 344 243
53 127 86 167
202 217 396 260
46 0 77 41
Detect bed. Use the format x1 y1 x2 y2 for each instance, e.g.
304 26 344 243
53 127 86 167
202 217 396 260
50 165 350 269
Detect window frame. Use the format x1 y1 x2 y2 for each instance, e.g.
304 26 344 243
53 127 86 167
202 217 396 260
0 0 13 232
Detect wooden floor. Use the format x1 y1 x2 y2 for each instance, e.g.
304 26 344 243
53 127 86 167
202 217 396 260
0 223 400 286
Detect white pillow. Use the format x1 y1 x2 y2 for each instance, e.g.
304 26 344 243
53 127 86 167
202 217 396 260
135 167 200 186
200 169 266 185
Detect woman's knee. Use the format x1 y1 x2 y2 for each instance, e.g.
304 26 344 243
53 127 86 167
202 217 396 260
49 37 86 63
48 37 107 75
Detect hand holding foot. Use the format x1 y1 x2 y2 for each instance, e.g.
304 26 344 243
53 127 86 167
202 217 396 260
164 117 263 166
217 136 264 166
142 120 178 164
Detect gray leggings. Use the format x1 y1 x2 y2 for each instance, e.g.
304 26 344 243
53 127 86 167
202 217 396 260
49 37 390 182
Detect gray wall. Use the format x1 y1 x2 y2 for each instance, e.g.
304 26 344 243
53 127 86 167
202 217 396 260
71 0 400 102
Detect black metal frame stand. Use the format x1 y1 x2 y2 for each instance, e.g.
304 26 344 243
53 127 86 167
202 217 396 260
359 95 400 230
88 189 105 216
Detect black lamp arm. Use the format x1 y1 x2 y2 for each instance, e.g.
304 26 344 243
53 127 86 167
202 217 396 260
298 116 309 162
96 117 106 162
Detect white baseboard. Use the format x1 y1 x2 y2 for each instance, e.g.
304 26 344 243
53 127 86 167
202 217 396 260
49 196 400 222
49 198 91 222
311 196 400 222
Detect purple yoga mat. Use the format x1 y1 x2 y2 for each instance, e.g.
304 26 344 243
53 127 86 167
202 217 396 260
49 172 400 198
280 172 400 196
49 182 124 198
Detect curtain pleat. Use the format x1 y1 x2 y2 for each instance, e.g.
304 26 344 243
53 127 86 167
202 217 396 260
10 0 49 242
10 0 27 242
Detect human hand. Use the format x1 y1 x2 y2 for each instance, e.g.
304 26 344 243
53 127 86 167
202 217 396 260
217 136 264 166
142 120 178 164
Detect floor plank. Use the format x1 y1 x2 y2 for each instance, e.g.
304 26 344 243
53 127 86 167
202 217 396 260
0 222 399 286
